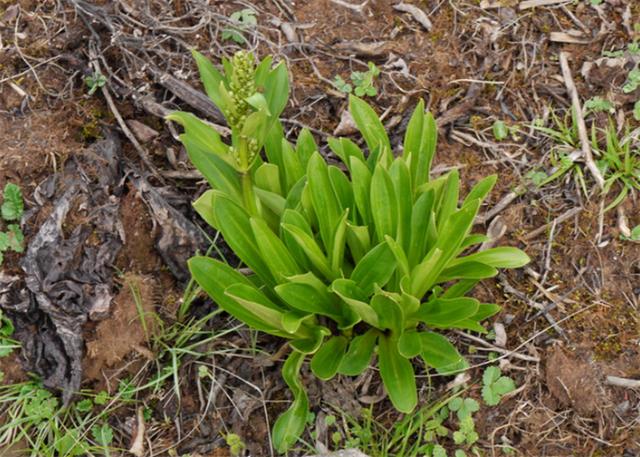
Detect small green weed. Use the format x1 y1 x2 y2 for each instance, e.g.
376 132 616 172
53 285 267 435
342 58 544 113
84 71 107 96
481 366 516 406
0 183 25 266
621 225 640 242
584 96 614 114
595 122 640 212
334 62 380 97
222 9 257 44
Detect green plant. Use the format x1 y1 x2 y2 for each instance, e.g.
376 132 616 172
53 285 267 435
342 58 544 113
594 122 640 212
168 50 530 453
334 62 380 97
0 183 25 266
222 9 257 44
634 100 640 121
84 71 107 95
492 120 508 141
623 66 640 94
481 366 515 406
621 225 640 241
584 96 615 114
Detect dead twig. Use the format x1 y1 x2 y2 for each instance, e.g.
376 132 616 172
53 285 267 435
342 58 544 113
393 3 433 31
524 207 582 240
606 376 640 389
558 52 605 189
519 0 570 10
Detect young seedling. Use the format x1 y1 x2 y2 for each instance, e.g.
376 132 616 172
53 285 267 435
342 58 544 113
584 96 615 114
448 397 480 421
85 71 107 95
621 225 640 242
482 366 516 406
334 62 380 97
222 9 257 44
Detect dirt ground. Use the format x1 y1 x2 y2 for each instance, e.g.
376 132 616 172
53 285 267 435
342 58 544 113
0 0 639 456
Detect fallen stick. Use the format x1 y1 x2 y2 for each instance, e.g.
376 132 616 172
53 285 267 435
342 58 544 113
524 207 582 240
606 376 640 389
519 0 570 10
559 52 605 189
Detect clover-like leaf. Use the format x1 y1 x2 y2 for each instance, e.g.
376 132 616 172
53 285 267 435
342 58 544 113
482 366 516 406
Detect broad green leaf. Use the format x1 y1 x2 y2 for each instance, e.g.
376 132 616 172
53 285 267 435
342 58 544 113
281 139 305 193
338 329 378 376
345 222 370 264
280 209 312 270
296 128 317 169
179 135 241 203
328 137 365 170
166 111 230 159
264 62 290 121
370 163 397 242
310 336 348 380
281 310 310 334
448 247 530 269
189 257 289 337
224 284 293 332
463 174 497 205
255 55 274 86
350 156 373 224
254 188 286 218
407 190 434 268
193 190 218 228
214 197 275 286
370 293 403 335
420 332 466 373
437 262 498 283
272 351 308 453
414 297 480 328
275 272 342 318
307 152 341 254
192 50 227 113
403 99 425 164
389 159 412 249
441 279 478 299
282 223 335 280
436 170 460 230
330 210 349 273
290 326 330 354
350 241 397 296
328 166 354 213
471 303 501 321
454 318 488 333
250 217 301 280
254 163 282 195
349 95 391 161
410 248 443 298
264 120 285 181
331 278 379 327
378 333 417 413
398 330 422 358
384 235 410 277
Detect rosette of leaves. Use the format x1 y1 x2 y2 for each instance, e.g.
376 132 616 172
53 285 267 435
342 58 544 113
168 51 530 453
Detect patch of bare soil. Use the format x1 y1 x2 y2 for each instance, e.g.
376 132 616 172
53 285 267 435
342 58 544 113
83 273 158 386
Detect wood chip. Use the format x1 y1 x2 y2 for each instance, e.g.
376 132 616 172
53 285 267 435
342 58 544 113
549 31 589 44
393 3 432 31
126 119 159 143
519 0 569 10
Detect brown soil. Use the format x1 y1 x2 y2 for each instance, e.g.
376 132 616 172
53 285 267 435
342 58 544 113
83 273 158 387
